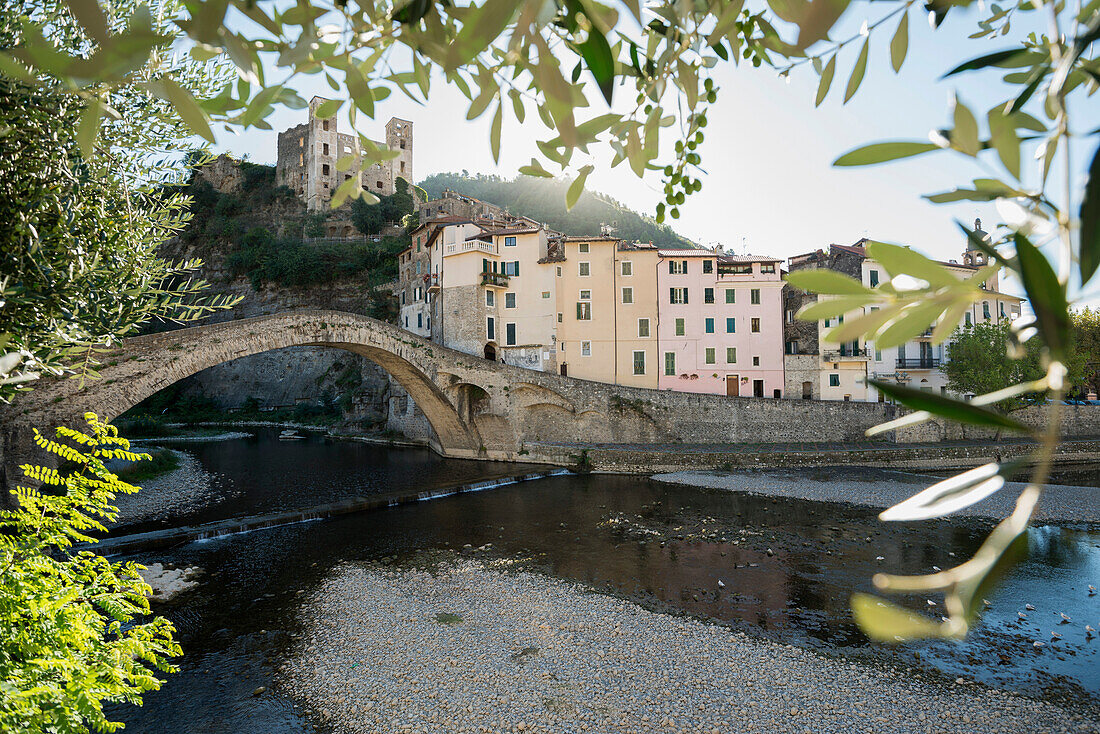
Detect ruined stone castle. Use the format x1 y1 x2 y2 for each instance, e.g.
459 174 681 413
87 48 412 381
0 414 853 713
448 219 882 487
276 96 413 211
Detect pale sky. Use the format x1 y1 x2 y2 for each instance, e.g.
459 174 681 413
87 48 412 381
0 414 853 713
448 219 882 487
213 2 1098 305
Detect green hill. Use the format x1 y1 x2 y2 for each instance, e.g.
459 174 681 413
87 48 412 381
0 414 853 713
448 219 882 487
419 173 696 248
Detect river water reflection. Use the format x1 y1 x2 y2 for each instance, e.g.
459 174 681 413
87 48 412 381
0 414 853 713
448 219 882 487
108 431 1100 733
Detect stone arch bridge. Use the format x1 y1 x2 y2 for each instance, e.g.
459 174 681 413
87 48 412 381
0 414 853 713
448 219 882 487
2 310 901 485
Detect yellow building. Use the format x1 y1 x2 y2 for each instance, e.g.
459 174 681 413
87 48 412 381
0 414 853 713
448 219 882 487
554 238 659 387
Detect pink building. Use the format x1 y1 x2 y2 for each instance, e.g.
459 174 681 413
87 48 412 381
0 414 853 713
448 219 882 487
656 251 785 397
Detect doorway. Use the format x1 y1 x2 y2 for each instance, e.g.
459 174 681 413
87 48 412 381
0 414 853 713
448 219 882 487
753 379 765 398
726 375 739 397
483 343 496 361
802 381 812 400
560 363 568 377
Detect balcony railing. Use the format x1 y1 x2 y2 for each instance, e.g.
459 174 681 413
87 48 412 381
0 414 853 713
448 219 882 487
481 271 510 288
445 239 496 256
896 358 941 369
823 347 869 361
424 273 440 291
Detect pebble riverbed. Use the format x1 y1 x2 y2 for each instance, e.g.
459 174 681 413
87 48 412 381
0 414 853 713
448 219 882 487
281 554 1099 734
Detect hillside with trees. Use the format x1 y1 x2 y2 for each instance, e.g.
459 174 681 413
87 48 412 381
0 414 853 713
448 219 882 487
419 173 696 248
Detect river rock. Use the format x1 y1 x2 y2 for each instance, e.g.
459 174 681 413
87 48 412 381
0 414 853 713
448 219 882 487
138 562 203 602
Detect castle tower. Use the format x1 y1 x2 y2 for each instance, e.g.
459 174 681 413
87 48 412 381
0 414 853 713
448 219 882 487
386 117 413 188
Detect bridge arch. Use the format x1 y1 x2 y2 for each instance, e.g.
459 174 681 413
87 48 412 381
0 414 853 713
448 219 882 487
3 311 483 460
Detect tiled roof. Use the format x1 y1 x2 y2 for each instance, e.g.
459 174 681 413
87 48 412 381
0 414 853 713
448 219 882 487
718 254 782 263
657 248 714 257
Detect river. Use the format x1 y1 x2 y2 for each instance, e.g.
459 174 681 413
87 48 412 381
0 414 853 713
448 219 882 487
104 430 1099 732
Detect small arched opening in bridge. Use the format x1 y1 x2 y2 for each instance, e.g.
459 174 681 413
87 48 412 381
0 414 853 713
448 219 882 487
454 383 491 426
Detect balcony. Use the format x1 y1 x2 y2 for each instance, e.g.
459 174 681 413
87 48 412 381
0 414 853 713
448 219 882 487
823 347 869 361
424 273 440 292
481 271 510 288
896 358 941 369
445 239 496 256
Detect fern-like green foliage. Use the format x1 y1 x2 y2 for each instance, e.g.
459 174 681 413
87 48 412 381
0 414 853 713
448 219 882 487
0 413 181 733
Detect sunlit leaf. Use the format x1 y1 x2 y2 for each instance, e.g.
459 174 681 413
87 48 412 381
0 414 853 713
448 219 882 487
851 593 953 643
490 102 502 163
890 11 908 72
797 295 876 321
566 165 593 210
944 48 1026 77
867 380 1030 432
987 108 1020 179
844 39 869 103
1080 141 1100 286
795 0 851 51
314 98 342 119
1013 232 1070 359
76 97 103 159
786 269 873 295
874 300 949 349
815 54 836 107
880 463 1006 521
951 96 980 156
833 141 939 166
865 241 957 287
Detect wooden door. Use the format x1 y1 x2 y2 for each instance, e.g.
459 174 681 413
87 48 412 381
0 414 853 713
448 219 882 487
726 375 739 396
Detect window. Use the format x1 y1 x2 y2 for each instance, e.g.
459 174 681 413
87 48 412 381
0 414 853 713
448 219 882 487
705 318 714 334
638 318 650 337
999 302 1006 318
704 287 714 304
965 312 972 326
761 264 776 274
505 292 516 309
322 143 329 156
322 120 329 131
542 291 551 299
726 263 752 275
487 317 496 341
621 261 632 276
578 243 590 253
829 374 840 387
622 287 634 304
786 310 794 323
675 318 685 336
983 301 991 319
506 323 517 346
750 288 761 305
669 287 688 304
664 352 676 376
726 347 737 363
705 348 716 364
726 317 735 333
415 262 421 275
579 262 591 276
752 356 760 366
486 291 495 307
576 302 592 320
504 236 517 247
725 289 735 304
785 341 797 355
869 269 879 287
751 318 761 332
401 292 406 305
703 260 713 274
668 260 688 274
322 163 330 175
579 289 591 300
581 340 591 356
417 313 423 329
556 266 562 277
633 351 646 375
504 261 520 276
377 181 383 189
875 349 882 361
557 313 563 322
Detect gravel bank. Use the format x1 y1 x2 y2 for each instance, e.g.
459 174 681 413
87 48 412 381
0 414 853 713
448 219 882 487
132 431 253 444
111 449 231 525
281 555 1097 734
653 467 1100 523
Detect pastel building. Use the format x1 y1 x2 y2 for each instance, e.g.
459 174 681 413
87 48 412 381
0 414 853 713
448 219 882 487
555 238 660 387
657 250 785 397
784 223 1025 402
